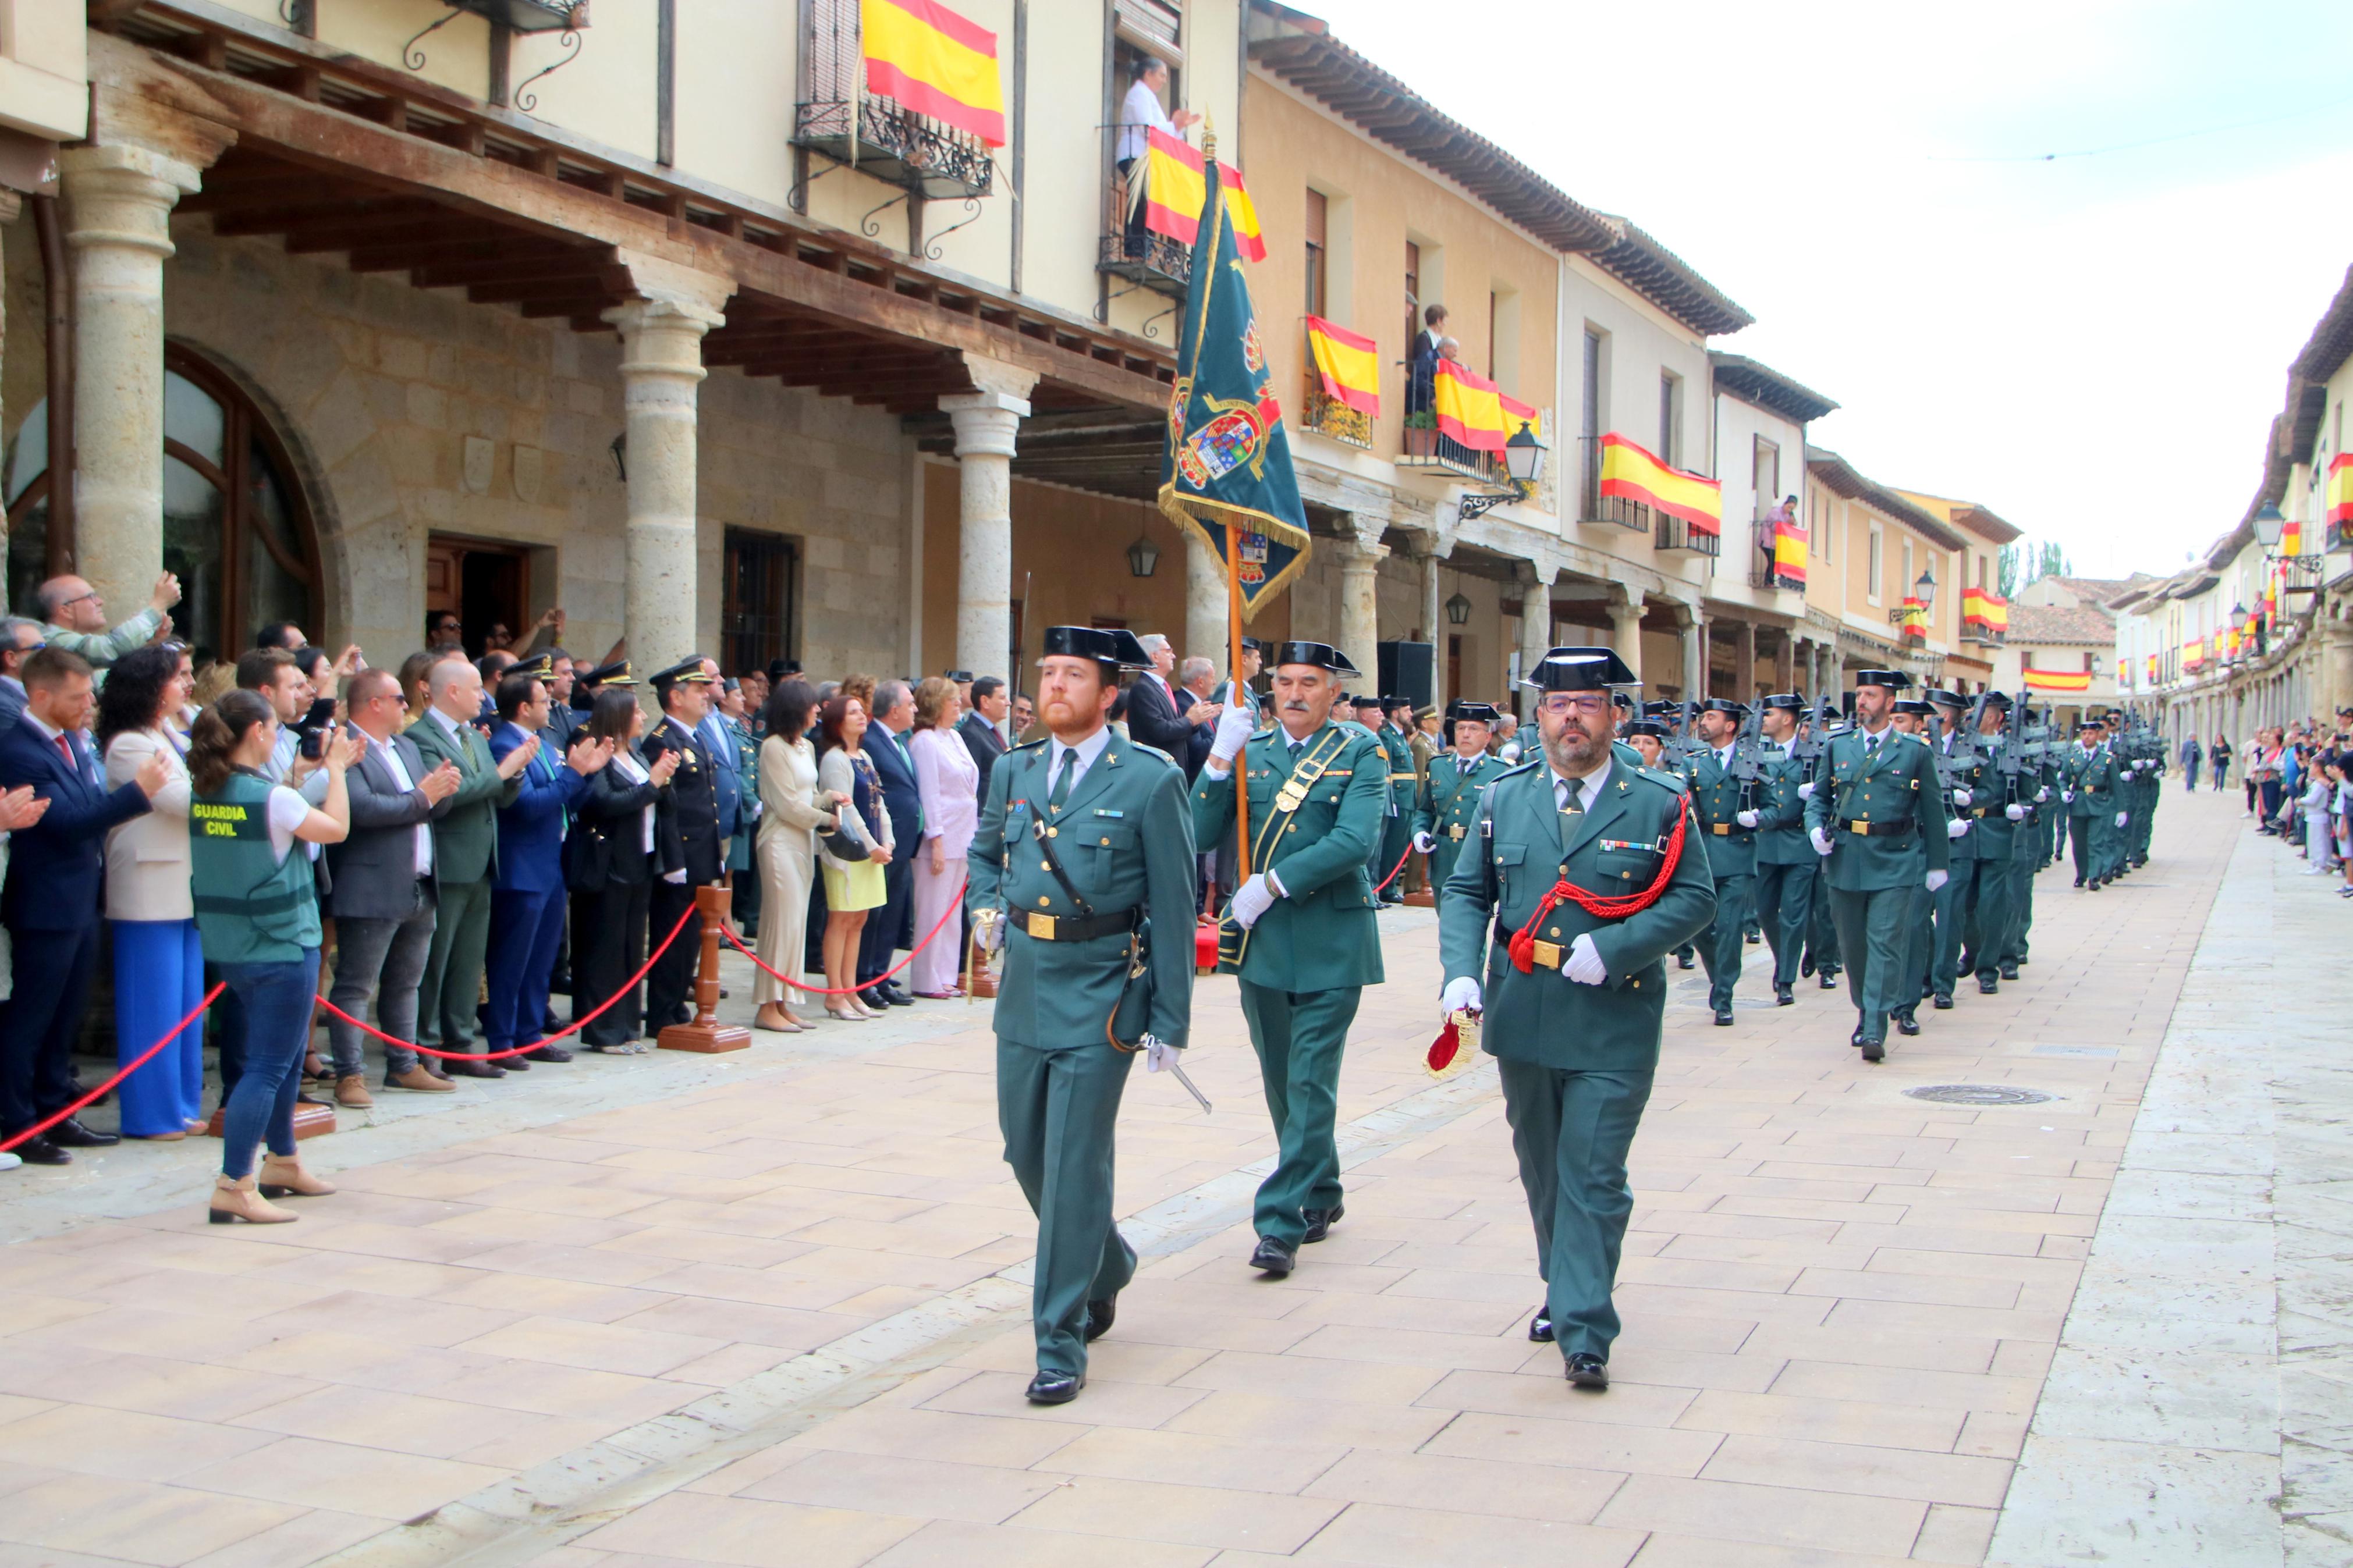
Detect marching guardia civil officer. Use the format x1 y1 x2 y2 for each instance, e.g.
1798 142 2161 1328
1922 689 1988 1012
2059 717 2122 890
1437 647 1715 1390
1954 691 2027 993
1192 640 1387 1277
1803 670 1951 1061
1749 694 1816 1007
1681 699 1762 1027
967 626 1197 1405
1412 701 1503 894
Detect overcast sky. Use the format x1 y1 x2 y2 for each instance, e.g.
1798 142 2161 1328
1304 0 2353 578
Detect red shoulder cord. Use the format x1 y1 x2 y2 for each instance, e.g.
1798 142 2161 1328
1507 791 1692 974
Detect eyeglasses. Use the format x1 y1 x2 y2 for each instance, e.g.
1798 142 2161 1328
1535 694 1612 716
56 591 98 610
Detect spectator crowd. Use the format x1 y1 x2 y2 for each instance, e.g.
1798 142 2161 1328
2238 710 2353 896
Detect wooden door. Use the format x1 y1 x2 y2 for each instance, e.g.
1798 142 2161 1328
425 534 528 657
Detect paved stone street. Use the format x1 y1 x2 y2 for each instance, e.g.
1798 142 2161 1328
0 790 2327 1568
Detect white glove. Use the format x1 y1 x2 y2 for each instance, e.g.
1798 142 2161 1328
1412 830 1436 854
1946 817 1969 840
1926 869 1949 893
1953 788 1973 808
1209 705 1257 766
1809 826 1835 856
1797 780 1815 799
662 868 687 884
1229 873 1277 929
1144 1035 1181 1073
2061 790 2074 803
2036 787 2050 802
2115 810 2127 828
1439 976 1482 1022
2006 803 2027 821
977 913 1006 953
1735 809 1759 829
1563 933 1607 986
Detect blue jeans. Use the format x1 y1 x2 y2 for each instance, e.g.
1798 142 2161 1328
112 919 206 1137
217 948 322 1181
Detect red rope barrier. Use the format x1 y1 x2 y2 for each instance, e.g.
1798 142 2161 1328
718 877 967 995
1 983 226 1153
1372 839 1415 895
313 900 698 1061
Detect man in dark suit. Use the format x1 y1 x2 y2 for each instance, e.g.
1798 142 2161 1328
959 675 1011 798
487 663 610 1065
0 618 44 734
0 649 168 1163
641 657 725 1030
1123 633 1204 760
860 679 924 1006
690 656 743 863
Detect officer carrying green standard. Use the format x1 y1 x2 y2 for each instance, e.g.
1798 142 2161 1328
1438 647 1716 1391
1411 701 1504 894
1802 670 1952 1061
1193 640 1388 1278
967 625 1198 1406
1681 699 1762 1026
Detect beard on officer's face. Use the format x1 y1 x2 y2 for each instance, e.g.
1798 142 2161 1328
1539 706 1610 774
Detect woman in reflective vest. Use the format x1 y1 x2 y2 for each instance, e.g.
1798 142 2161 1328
189 688 360 1224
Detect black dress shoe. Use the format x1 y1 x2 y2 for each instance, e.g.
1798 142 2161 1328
1744 931 1761 944
1025 1371 1084 1405
1774 983 1794 1006
1999 963 2019 980
2072 877 2086 888
523 1045 574 1064
11 1133 69 1165
1249 1236 1297 1276
1978 977 1999 995
1801 955 1816 977
446 1060 506 1079
1861 1037 1886 1063
1676 953 1696 970
48 1117 119 1149
502 1055 532 1070
1896 1015 1922 1037
1565 1352 1609 1389
1850 1026 1864 1048
1301 1204 1344 1243
1819 970 1840 989
1528 1306 1553 1343
1084 1292 1117 1342
1932 994 1954 1011
1713 1008 1733 1027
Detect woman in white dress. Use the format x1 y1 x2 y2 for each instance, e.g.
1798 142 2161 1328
905 677 979 998
751 679 844 1033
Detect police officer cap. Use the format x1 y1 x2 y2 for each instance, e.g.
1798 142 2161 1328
1923 687 1968 707
577 659 635 689
1623 719 1669 739
1761 692 1807 712
1039 625 1152 670
942 669 975 683
1350 692 1385 712
1697 698 1749 719
2075 720 2103 734
766 658 801 684
507 652 555 682
648 657 715 695
1893 698 1936 716
1240 635 1267 655
1445 700 1500 724
1521 646 1639 692
1852 669 1913 691
1272 639 1362 677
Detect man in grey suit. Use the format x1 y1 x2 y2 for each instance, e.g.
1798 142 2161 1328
325 669 462 1100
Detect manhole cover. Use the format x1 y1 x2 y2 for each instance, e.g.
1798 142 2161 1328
1904 1084 2056 1105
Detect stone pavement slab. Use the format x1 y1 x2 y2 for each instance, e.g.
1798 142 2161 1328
0 795 2290 1567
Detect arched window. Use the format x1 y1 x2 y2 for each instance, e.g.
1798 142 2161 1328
2 344 322 663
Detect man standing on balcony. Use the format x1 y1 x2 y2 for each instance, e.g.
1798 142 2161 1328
1116 58 1199 258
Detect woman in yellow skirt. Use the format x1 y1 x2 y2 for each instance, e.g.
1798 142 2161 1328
814 693 894 1021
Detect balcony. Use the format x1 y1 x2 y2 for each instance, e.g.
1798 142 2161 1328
1749 568 1804 592
1655 514 1720 556
1574 435 1649 532
1961 624 2007 648
1097 167 1192 301
1399 421 1509 487
792 96 996 201
1301 383 1374 450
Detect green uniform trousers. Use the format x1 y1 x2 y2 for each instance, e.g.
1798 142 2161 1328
1497 1059 1653 1362
1237 982 1360 1248
2008 847 2037 966
2132 793 2156 862
1962 858 2020 983
1928 856 1981 1001
416 874 493 1053
2067 817 2097 883
1829 885 1917 1036
1752 859 1817 989
1699 873 1754 1012
997 1039 1138 1378
1805 863 1842 976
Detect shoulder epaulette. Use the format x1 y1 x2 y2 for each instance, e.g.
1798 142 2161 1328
1011 736 1049 752
1634 766 1691 795
1492 759 1542 781
1126 741 1179 769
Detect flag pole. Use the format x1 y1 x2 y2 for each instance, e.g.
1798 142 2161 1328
1227 521 1249 861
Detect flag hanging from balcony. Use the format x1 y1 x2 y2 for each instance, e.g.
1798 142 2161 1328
1599 433 1721 536
1772 516 1808 585
1961 587 2006 634
1222 168 1266 262
1499 393 1541 439
1897 597 1928 642
860 0 1007 146
1159 144 1309 619
2280 517 2305 557
2330 454 2353 528
2183 637 2205 670
1305 317 1380 417
1432 360 1508 452
2024 669 2091 693
1143 130 1205 244
2146 653 2159 684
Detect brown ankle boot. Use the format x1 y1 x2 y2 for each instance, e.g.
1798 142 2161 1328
257 1155 335 1199
210 1174 299 1224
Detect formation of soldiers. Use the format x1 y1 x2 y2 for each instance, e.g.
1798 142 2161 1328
966 631 2159 1405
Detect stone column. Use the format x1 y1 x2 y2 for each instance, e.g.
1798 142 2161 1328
942 389 1030 678
60 145 205 621
1606 588 1645 687
604 290 726 672
1184 529 1227 672
1518 570 1553 722
1337 532 1389 688
1774 631 1796 692
2323 614 2353 723
1680 605 1709 701
1735 620 1759 700
0 190 15 444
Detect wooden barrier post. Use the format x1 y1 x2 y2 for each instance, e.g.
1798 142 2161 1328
658 884 753 1054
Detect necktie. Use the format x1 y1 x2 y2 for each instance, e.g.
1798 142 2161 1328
1559 778 1583 819
1048 748 1074 812
1866 734 1880 759
54 733 74 775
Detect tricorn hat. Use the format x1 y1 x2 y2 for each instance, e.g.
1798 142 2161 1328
1922 687 1968 707
1521 646 1639 692
1623 719 1669 739
1697 698 1749 719
1445 700 1501 725
1273 640 1362 677
1040 625 1152 670
1893 698 1936 716
1761 692 1807 712
1852 669 1912 691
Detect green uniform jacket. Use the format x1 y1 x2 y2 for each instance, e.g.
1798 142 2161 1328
1803 727 1952 893
1191 721 1386 991
1931 734 1987 862
1951 737 2019 861
969 731 1196 1049
2059 742 2118 816
1438 758 1716 1073
405 712 520 885
1754 751 1814 866
1379 725 1418 817
1412 749 1504 888
1682 747 1758 879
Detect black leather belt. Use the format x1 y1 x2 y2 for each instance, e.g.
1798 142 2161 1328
1011 907 1140 942
1846 819 1915 838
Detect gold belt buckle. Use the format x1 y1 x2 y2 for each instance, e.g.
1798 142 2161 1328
1447 825 1465 840
1850 820 1870 835
1711 823 1730 835
1025 912 1057 940
1531 938 1563 969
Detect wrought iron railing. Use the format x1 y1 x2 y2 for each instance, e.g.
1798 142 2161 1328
1398 423 1509 486
793 96 995 201
1097 167 1192 300
1749 568 1804 592
1574 436 1647 531
1655 515 1720 556
1301 375 1374 450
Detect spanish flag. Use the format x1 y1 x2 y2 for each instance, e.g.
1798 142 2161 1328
1599 433 1721 535
1222 168 1266 263
2331 453 2353 528
2025 669 2091 694
860 0 1006 147
1498 392 1541 439
1961 586 2007 633
2146 653 2159 684
1433 360 1507 453
1305 317 1379 417
1897 596 1928 642
2280 517 2305 557
1773 517 1808 584
2184 637 2205 669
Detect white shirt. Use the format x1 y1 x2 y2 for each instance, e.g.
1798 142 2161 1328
610 751 656 852
1117 78 1177 163
368 731 433 878
1713 744 1734 771
1203 722 1313 783
1550 758 1612 815
427 706 466 743
261 783 313 865
1044 726 1115 798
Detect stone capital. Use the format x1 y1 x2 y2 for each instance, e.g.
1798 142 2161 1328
958 352 1042 403
87 33 239 173
1337 534 1389 568
942 394 1026 458
605 250 734 321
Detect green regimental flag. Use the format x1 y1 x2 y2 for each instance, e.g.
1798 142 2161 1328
1158 150 1311 618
